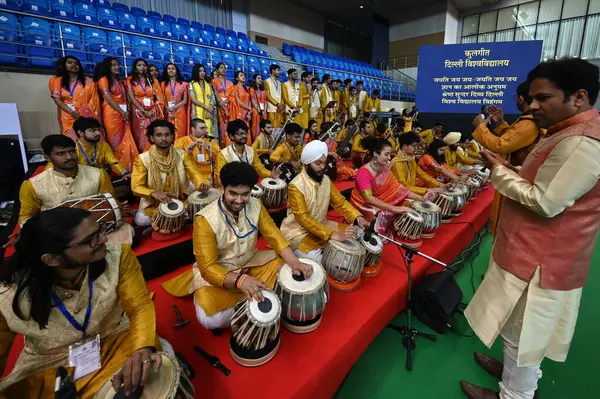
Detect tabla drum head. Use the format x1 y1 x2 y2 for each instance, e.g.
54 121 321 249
252 185 264 197
461 165 474 173
361 234 383 254
412 200 440 214
476 169 490 179
248 290 281 325
260 178 286 190
405 209 424 223
189 188 221 204
446 187 463 197
159 199 185 216
328 238 367 256
278 259 326 294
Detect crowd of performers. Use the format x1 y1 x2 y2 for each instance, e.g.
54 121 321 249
0 57 598 399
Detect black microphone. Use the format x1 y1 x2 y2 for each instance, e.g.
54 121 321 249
55 366 77 399
363 213 378 242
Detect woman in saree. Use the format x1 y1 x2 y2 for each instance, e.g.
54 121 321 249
148 64 161 80
350 136 430 238
161 63 189 140
126 58 165 153
94 57 139 172
227 71 253 145
49 56 100 141
189 64 216 138
249 74 267 139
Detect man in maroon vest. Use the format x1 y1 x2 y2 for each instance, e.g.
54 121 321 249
461 58 600 399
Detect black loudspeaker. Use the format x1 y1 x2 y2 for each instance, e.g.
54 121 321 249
413 270 463 334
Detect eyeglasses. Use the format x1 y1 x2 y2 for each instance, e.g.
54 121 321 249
67 223 108 249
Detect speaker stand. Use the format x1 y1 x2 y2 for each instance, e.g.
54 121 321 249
387 249 436 371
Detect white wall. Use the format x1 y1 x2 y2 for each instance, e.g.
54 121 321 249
231 0 247 34
445 0 460 44
389 2 448 42
248 0 325 49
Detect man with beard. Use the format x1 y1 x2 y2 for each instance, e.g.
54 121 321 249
19 135 115 226
443 132 480 172
218 119 276 179
0 208 164 398
461 58 600 399
162 162 313 329
418 139 463 183
320 74 334 122
131 120 208 227
282 68 302 125
270 122 304 171
252 118 275 155
280 141 370 262
174 118 221 184
351 120 373 169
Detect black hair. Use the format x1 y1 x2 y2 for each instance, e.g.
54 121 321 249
191 64 208 83
361 136 391 156
73 117 102 136
251 73 264 91
359 121 369 130
56 56 86 91
376 122 387 134
427 139 446 164
311 77 319 84
344 78 352 86
356 80 364 86
372 89 380 96
215 62 226 71
161 63 184 83
344 119 355 127
41 134 75 156
397 131 420 148
402 109 409 117
322 74 331 83
413 122 422 129
270 64 280 73
220 161 259 189
335 79 342 84
146 119 175 138
94 57 119 89
234 71 249 92
287 68 296 76
308 119 318 130
516 80 532 104
285 122 303 135
227 119 249 138
191 118 206 129
0 208 106 329
301 71 310 79
130 58 150 85
320 121 334 133
434 122 444 128
260 119 272 130
481 105 488 113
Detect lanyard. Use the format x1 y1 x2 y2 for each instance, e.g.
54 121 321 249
139 80 147 93
77 141 97 166
169 81 177 98
232 146 249 163
218 199 257 239
68 81 79 98
271 78 279 92
219 77 227 94
113 81 125 99
52 272 94 335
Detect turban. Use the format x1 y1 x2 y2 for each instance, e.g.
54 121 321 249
443 132 461 146
301 140 328 165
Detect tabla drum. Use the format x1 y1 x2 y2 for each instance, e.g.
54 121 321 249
278 163 298 185
360 234 384 277
460 165 474 173
434 192 453 224
446 187 467 217
474 168 490 189
152 200 186 235
56 193 121 233
187 188 221 218
411 201 441 239
393 210 425 248
259 153 274 170
251 185 264 200
322 239 366 292
464 177 480 200
94 352 195 399
260 178 287 209
274 259 328 334
230 290 281 367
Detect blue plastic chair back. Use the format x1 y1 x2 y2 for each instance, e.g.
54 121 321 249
162 14 176 23
130 35 151 50
123 23 140 33
74 2 95 17
203 24 214 31
237 32 246 39
92 0 110 7
190 21 202 30
23 3 51 16
153 39 170 53
173 43 189 57
23 17 51 35
83 27 106 44
191 46 206 59
88 42 112 63
137 16 154 30
97 6 117 20
177 17 189 27
111 2 128 12
108 31 128 46
51 0 73 12
146 10 161 19
101 18 121 29
0 11 18 30
78 14 98 25
215 26 226 35
130 6 145 17
0 0 21 12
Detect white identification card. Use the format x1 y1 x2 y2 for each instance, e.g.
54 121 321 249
143 98 151 107
350 105 357 114
221 96 227 102
197 153 206 163
311 102 318 108
168 101 175 108
298 108 303 114
67 104 76 111
119 104 127 112
259 103 265 111
372 108 376 112
69 334 101 381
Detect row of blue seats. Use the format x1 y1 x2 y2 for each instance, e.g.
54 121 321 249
0 0 247 38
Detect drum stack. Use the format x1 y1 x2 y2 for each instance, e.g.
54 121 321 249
152 199 187 242
410 201 441 239
393 210 426 248
260 178 287 210
360 234 384 277
473 166 491 189
322 239 366 292
251 184 265 201
446 187 467 217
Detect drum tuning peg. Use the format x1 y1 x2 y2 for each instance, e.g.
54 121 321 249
172 305 190 329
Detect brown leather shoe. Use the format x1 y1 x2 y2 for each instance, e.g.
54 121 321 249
460 381 500 398
474 352 503 379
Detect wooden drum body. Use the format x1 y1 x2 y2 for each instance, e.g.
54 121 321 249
230 290 281 367
187 188 221 218
260 178 287 209
446 187 467 217
56 193 121 233
360 234 384 277
322 239 366 292
393 210 425 248
275 259 328 333
411 201 441 239
152 199 186 241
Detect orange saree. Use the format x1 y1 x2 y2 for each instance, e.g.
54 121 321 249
162 80 189 140
227 84 252 145
126 76 165 153
250 87 267 139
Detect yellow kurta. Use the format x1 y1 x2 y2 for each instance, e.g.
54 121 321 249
402 116 413 132
363 97 381 113
282 80 300 123
445 147 477 171
336 128 348 144
320 84 334 122
282 170 361 253
218 144 271 178
0 244 158 399
252 132 274 154
390 155 441 195
131 147 207 216
270 142 302 163
298 83 310 129
419 129 434 146
173 136 221 182
467 141 481 159
19 166 115 226
264 78 283 127
45 141 125 175
351 134 368 155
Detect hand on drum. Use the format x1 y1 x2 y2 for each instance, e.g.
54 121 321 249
118 200 131 216
239 275 269 302
423 191 437 202
332 226 358 242
198 184 210 193
151 191 176 204
111 347 162 395
290 261 313 279
393 205 411 214
356 216 370 230
271 165 282 180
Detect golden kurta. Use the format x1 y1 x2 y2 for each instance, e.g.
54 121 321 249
270 142 302 163
264 78 283 127
390 154 441 195
218 144 271 178
445 146 477 170
363 97 381 113
419 129 434 146
44 141 125 175
252 132 274 154
173 136 221 182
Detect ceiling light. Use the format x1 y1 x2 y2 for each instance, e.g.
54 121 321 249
360 5 364 8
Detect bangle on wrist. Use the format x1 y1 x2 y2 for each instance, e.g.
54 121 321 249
234 273 247 289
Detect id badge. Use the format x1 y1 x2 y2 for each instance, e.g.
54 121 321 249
197 153 206 163
69 334 101 380
143 98 151 107
311 102 318 108
437 176 445 183
371 108 376 112
168 101 175 108
259 103 265 111
119 104 127 112
350 105 357 114
67 104 76 112
298 108 303 114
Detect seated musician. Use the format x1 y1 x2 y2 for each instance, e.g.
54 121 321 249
390 132 446 196
19 135 115 226
320 121 356 180
162 162 313 329
336 119 354 143
418 139 463 183
251 118 275 155
131 120 208 227
464 137 482 159
270 122 304 171
219 119 274 179
419 123 443 147
0 208 164 398
174 118 221 184
281 141 370 262
443 132 481 171
351 120 373 169
350 137 425 238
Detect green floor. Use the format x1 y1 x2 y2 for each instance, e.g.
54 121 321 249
338 234 600 399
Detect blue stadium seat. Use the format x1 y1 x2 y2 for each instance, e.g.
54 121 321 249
247 64 258 76
155 20 170 36
23 0 47 9
0 11 19 31
130 35 151 50
83 27 106 44
56 22 80 40
114 46 138 61
187 26 200 39
0 26 17 43
177 17 189 27
171 22 186 37
51 0 73 12
247 46 257 55
97 6 117 21
0 0 21 12
22 17 51 35
144 27 159 36
24 33 54 67
237 32 246 39
147 10 161 19
88 42 112 64
101 18 120 29
190 46 206 59
53 8 75 20
246 56 258 67
92 0 110 7
117 11 136 26
0 39 18 65
144 50 161 65
258 49 267 57
78 14 99 25
162 30 175 40
62 37 85 62
190 21 202 30
201 29 213 41
215 26 226 35
233 53 243 65
196 36 208 46
257 58 267 68
203 24 214 31
123 22 141 33
130 6 145 17
208 48 221 61
137 16 153 31
107 31 128 47
22 3 50 16
153 38 170 53
173 43 189 57
111 2 128 12
162 14 176 23
226 29 235 37
221 51 233 62
74 2 95 17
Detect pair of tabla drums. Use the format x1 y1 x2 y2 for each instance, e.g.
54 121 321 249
230 258 328 367
251 178 287 209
